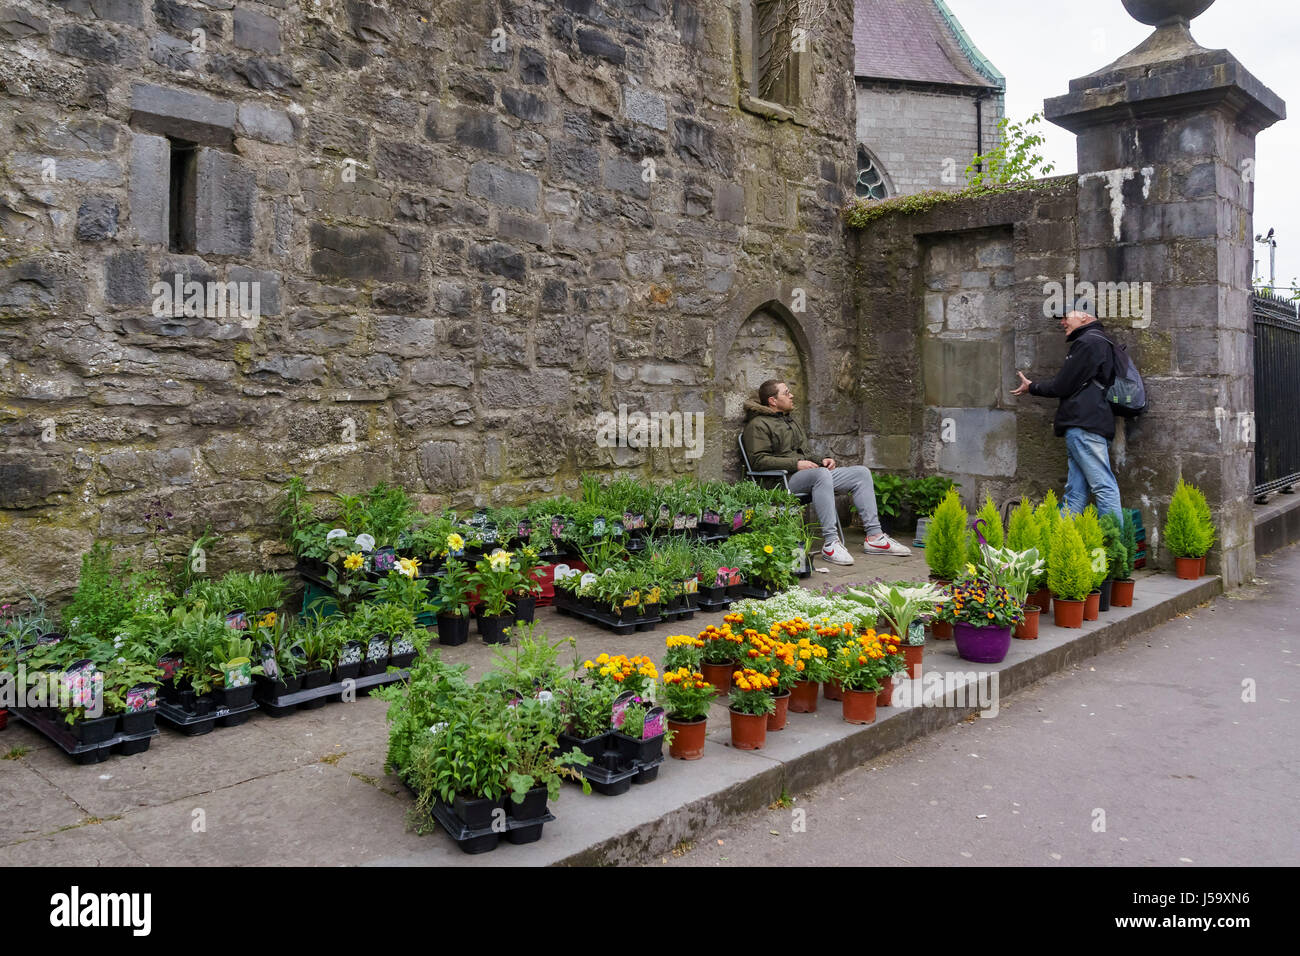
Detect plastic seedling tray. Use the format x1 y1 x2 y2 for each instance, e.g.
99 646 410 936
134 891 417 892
739 585 778 600
253 669 409 717
428 799 501 855
156 699 258 736
13 708 159 764
632 757 664 785
503 810 556 845
695 596 733 612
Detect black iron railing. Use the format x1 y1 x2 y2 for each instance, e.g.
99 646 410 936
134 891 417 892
1253 290 1300 495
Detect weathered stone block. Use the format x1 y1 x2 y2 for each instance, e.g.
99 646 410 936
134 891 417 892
105 250 151 305
623 85 667 130
309 224 422 282
418 440 476 491
1 5 48 36
195 148 255 255
76 196 119 241
929 407 1018 478
468 241 526 281
603 157 651 199
480 369 570 408
233 6 280 53
502 88 549 123
236 102 293 144
467 160 539 211
131 82 235 146
923 337 1002 407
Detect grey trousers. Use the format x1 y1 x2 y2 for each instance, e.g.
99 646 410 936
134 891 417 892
785 465 881 545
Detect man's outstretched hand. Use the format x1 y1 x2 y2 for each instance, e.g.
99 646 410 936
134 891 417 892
1012 371 1033 396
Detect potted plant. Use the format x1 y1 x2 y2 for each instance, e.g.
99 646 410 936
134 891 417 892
298 619 338 688
1047 519 1093 628
209 633 262 708
556 679 616 762
1164 479 1215 579
973 495 1006 550
849 581 948 678
1008 497 1051 613
470 551 523 645
1033 491 1062 611
510 546 546 624
728 667 777 750
662 667 713 759
830 632 889 725
502 695 590 843
906 475 958 544
700 620 744 693
1073 507 1106 620
611 696 667 768
104 656 161 737
937 574 1021 664
435 549 473 646
924 490 967 639
785 633 830 712
1097 513 1126 612
663 633 706 672
1110 511 1138 606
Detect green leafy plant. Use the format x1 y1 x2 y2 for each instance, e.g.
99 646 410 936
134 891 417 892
220 571 288 614
1099 513 1127 584
557 678 617 739
1164 479 1215 559
1072 506 1107 592
871 473 907 523
436 556 474 618
502 694 591 803
1034 490 1062 572
965 113 1057 189
61 543 136 640
850 581 949 643
470 551 528 617
906 476 959 519
1117 511 1138 581
660 666 713 720
925 489 968 581
1047 519 1093 602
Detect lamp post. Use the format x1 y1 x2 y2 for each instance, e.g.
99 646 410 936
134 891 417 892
1255 228 1277 291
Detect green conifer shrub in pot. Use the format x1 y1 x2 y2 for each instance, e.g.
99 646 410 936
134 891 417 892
1048 519 1093 628
1110 512 1139 606
1164 479 1216 579
925 489 968 638
1073 506 1106 620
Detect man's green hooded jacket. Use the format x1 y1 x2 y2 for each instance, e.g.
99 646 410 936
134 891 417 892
741 399 816 474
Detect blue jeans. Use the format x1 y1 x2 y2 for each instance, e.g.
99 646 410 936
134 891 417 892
1062 427 1122 521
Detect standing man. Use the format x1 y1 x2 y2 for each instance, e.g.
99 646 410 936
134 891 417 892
742 380 911 566
1012 309 1123 520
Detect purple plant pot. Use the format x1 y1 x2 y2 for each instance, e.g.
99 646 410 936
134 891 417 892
952 623 1012 664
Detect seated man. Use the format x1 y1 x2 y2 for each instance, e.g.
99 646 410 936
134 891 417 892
742 379 910 565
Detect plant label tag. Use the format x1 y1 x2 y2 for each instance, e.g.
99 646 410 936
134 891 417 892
126 683 157 713
551 516 566 538
611 690 638 729
611 520 625 537
225 609 248 631
658 504 670 525
643 706 666 739
37 632 62 646
683 577 699 593
685 513 698 529
623 511 644 530
517 520 532 539
704 509 721 524
733 510 745 530
714 569 730 589
158 653 183 680
373 550 397 573
580 572 597 588
672 513 686 530
224 658 252 689
505 689 524 709
482 525 499 544
64 659 100 709
592 517 607 537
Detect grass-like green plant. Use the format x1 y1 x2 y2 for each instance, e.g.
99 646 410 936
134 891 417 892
924 489 968 581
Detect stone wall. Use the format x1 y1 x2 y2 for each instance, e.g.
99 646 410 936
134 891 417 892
852 177 1091 511
855 80 1004 196
0 0 861 597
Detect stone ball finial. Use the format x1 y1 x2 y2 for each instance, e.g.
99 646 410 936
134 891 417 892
1121 0 1215 26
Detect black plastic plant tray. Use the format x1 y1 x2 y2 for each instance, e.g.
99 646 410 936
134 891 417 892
13 708 159 764
739 585 778 600
428 799 501 854
661 607 696 623
695 596 733 612
156 699 258 736
574 762 639 797
554 602 657 635
254 669 409 717
632 757 664 785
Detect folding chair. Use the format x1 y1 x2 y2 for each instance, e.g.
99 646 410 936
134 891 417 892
737 434 845 545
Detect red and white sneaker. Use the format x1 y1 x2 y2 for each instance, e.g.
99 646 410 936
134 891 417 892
864 534 912 556
821 542 855 566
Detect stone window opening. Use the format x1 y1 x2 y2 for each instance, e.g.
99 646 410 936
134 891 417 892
739 0 818 122
855 146 891 200
167 138 198 254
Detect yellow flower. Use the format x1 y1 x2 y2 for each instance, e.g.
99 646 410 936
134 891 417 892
344 552 364 571
447 533 465 551
763 545 774 554
488 551 512 572
583 660 594 669
397 557 420 579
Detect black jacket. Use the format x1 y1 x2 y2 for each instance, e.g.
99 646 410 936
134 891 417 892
1028 323 1117 439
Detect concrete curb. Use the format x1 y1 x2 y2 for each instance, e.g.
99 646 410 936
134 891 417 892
552 573 1223 866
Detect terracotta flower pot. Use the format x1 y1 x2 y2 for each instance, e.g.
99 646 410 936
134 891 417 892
1053 598 1086 628
667 715 707 760
767 690 791 731
902 642 924 679
823 677 844 702
876 676 896 708
729 708 768 750
1083 591 1100 621
1014 605 1040 640
841 687 878 725
788 679 819 713
1198 555 1207 577
1110 579 1135 607
931 620 954 640
702 661 734 696
1031 588 1053 616
1174 556 1201 580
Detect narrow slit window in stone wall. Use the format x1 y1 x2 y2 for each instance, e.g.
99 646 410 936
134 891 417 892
167 138 198 254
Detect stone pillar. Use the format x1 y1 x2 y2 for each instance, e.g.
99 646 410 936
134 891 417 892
1045 2 1285 587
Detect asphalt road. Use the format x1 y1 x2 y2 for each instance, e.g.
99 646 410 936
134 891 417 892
655 546 1300 868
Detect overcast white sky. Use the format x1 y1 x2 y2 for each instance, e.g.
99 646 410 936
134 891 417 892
947 0 1299 291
